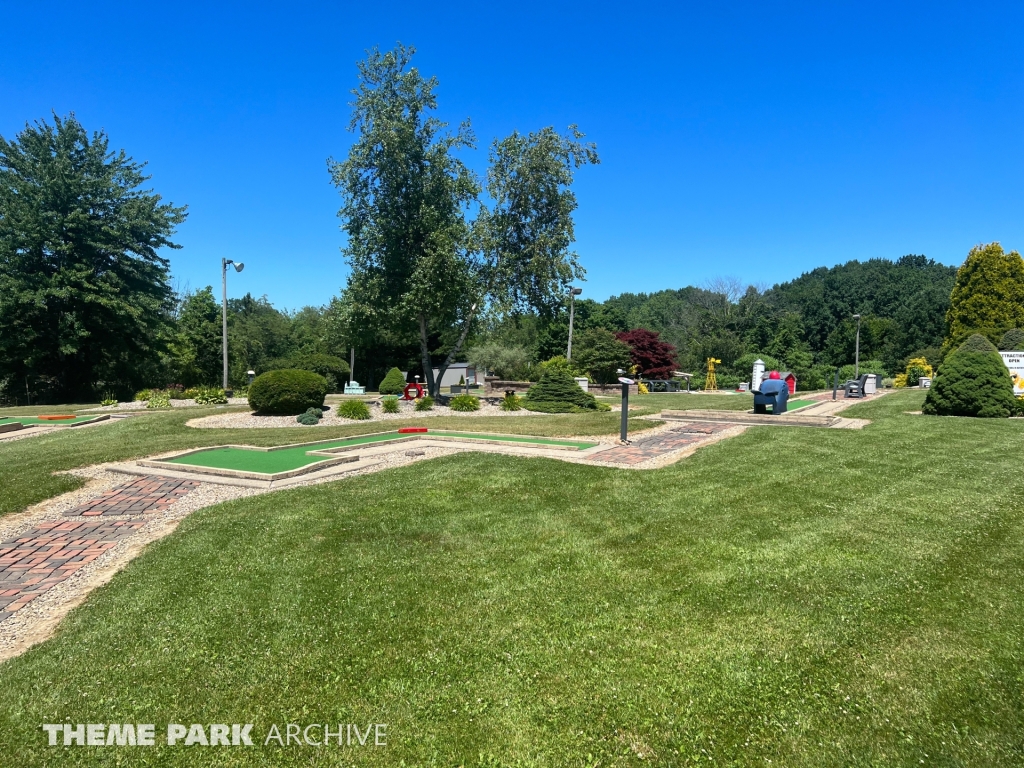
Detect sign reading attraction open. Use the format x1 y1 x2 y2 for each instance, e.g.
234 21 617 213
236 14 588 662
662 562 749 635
1000 351 1024 395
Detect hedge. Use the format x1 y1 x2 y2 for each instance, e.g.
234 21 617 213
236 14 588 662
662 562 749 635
248 369 328 415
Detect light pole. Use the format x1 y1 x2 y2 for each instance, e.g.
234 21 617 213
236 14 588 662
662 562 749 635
566 287 583 361
222 258 245 394
852 313 861 379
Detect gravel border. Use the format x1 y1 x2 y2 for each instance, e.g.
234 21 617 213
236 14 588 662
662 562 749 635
84 397 250 412
186 401 547 429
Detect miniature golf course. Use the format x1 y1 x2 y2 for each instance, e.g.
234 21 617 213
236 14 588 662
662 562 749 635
0 414 107 426
785 399 815 410
163 430 600 475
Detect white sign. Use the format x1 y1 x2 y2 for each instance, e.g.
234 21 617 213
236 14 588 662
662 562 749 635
1000 351 1024 394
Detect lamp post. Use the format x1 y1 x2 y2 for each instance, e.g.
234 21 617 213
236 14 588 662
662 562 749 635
222 258 245 394
852 313 862 379
566 287 583 360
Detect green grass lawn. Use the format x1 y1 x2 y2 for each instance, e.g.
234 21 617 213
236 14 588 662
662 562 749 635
0 408 655 519
1 391 1024 765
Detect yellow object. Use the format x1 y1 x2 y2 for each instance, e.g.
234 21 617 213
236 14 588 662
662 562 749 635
638 382 649 395
704 358 721 391
893 357 933 388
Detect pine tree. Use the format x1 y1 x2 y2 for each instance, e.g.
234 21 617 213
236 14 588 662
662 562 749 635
0 114 186 399
946 243 1024 347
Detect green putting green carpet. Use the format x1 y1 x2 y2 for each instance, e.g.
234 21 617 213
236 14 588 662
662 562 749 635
786 399 815 410
166 431 599 474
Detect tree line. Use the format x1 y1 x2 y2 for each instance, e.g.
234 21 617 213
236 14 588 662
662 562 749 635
1 45 1004 403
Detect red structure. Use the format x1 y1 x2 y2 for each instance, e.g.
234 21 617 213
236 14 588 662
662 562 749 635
780 371 797 394
402 382 424 400
765 370 797 395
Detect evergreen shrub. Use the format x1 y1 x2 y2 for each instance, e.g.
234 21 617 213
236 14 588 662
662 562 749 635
524 368 602 413
379 368 407 395
922 334 1016 418
248 369 328 415
415 396 434 411
999 328 1024 351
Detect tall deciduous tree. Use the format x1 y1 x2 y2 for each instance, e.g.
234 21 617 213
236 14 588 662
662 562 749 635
168 287 221 387
0 114 186 399
330 44 598 396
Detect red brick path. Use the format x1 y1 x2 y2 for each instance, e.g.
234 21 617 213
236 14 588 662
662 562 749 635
594 423 734 465
0 476 199 622
63 476 199 517
0 519 144 621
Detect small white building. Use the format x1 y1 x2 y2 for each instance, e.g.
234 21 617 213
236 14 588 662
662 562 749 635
431 362 479 389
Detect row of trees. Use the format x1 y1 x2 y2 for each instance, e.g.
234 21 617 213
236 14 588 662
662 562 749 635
463 255 959 391
3 45 1018 402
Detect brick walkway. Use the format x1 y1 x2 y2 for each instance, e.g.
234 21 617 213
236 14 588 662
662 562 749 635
595 423 734 465
0 476 200 622
63 476 199 517
0 519 144 621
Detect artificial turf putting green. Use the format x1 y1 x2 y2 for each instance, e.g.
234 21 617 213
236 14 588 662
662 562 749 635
166 430 599 474
784 399 815 410
0 414 105 426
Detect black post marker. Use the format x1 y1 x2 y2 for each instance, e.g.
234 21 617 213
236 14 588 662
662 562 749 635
617 373 634 444
832 369 840 401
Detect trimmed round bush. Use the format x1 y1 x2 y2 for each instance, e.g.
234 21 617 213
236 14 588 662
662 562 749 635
524 368 601 413
378 367 407 396
415 395 434 411
923 334 1016 418
295 412 320 425
381 396 400 414
448 394 480 412
248 369 328 415
337 399 371 420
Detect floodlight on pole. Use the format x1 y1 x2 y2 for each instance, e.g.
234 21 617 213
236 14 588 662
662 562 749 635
852 313 862 379
566 287 583 361
222 259 246 394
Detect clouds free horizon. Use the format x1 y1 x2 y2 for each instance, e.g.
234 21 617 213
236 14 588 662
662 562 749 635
2 1 1021 311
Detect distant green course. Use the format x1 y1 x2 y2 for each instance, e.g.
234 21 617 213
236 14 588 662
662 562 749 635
0 414 106 426
167 430 599 474
785 399 816 410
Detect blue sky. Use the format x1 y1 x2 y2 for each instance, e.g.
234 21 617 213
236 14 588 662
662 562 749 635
2 2 1022 310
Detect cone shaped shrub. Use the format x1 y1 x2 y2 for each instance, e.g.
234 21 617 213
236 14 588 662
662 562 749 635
248 369 328 415
379 368 407 395
524 368 600 413
923 334 1016 418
